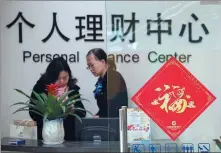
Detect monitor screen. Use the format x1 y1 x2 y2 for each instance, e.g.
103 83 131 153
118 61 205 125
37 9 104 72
75 118 119 141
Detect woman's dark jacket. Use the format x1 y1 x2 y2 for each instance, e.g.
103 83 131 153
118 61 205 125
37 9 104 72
29 77 86 141
94 68 128 118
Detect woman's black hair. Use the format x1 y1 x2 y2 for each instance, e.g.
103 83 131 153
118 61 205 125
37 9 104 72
86 48 107 63
39 57 77 87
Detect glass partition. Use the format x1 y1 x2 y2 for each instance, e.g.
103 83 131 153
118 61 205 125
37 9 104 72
106 1 221 152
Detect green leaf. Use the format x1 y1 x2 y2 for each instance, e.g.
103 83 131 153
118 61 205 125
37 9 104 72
61 106 66 113
10 102 43 113
65 98 81 106
12 106 29 114
14 89 40 105
57 90 75 105
12 107 43 117
47 93 63 118
32 92 50 114
14 89 46 113
35 102 48 114
69 113 82 123
15 89 37 104
40 93 48 104
32 91 46 106
13 88 92 121
60 93 81 106
62 96 87 106
47 93 57 113
65 98 90 108
43 113 48 121
58 110 69 119
52 105 63 117
77 98 90 103
29 109 44 117
10 101 30 107
74 107 93 117
47 114 55 120
58 111 69 119
14 89 32 99
64 93 82 103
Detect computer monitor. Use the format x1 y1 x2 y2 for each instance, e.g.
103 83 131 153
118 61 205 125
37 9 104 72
75 118 119 141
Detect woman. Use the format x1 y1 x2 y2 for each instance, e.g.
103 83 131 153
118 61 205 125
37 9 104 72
29 57 86 141
86 48 128 118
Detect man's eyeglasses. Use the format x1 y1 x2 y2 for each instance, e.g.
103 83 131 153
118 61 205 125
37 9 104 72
86 63 95 70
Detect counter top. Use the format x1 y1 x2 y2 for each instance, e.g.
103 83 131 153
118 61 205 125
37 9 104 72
1 137 120 152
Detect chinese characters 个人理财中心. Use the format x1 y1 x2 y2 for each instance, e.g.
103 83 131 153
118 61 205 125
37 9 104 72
6 12 209 44
6 12 209 64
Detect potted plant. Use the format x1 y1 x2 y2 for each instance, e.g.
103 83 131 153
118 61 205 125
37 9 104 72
10 83 92 144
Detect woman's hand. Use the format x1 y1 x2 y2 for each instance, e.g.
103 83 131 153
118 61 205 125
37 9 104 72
70 104 75 111
68 104 75 113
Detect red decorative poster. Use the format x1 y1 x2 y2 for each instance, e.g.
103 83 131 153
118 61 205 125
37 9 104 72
131 57 216 141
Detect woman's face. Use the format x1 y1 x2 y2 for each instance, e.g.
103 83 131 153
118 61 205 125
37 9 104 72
86 54 106 77
55 71 69 87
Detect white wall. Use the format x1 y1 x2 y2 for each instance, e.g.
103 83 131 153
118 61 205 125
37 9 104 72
1 1 221 147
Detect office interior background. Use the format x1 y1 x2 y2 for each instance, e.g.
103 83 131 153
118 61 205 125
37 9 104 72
1 0 221 151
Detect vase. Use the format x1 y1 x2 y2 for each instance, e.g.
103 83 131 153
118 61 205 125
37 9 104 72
42 118 64 145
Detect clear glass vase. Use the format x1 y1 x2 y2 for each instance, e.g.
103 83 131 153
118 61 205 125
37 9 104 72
42 118 64 145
